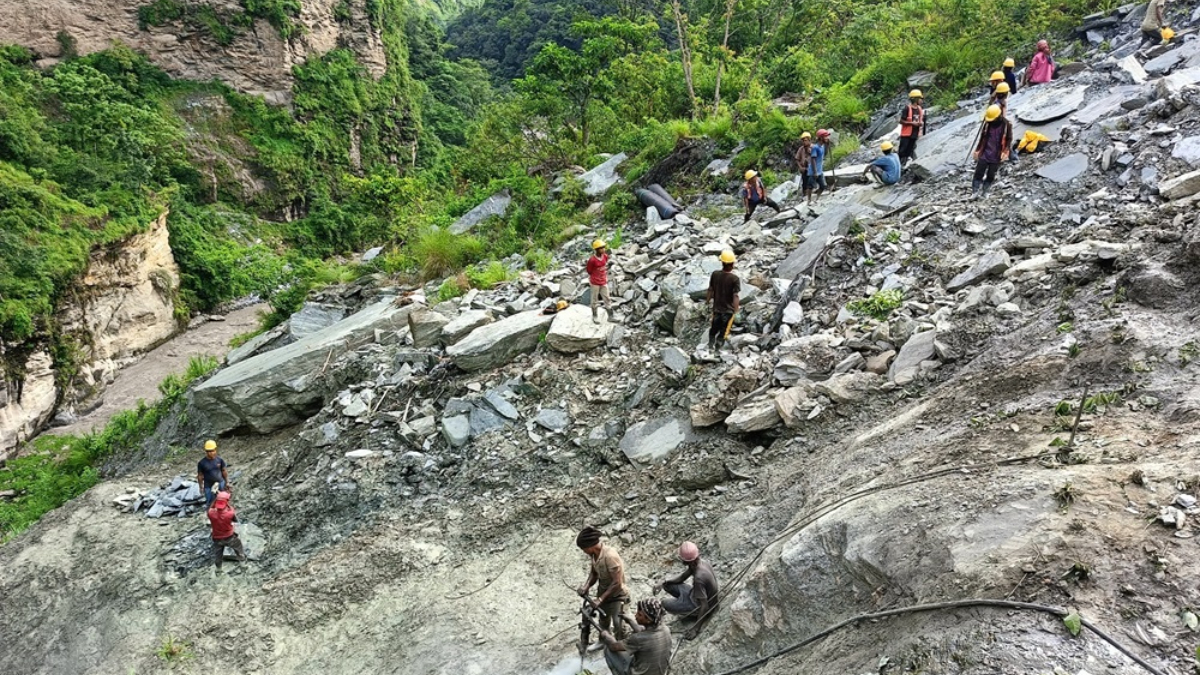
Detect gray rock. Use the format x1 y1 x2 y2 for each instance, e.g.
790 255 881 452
865 350 896 375
782 301 804 325
469 405 507 437
726 397 782 433
1014 84 1087 124
409 415 437 438
907 70 937 88
450 190 512 235
888 329 937 386
224 327 284 366
288 303 347 341
1172 137 1200 167
181 484 202 503
361 246 383 263
441 309 494 345
315 422 340 447
1115 54 1147 83
1160 169 1200 200
907 113 980 178
814 372 881 404
620 417 691 464
661 346 690 378
768 178 799 204
775 206 857 279
660 257 723 303
342 394 369 418
535 408 570 432
446 310 555 371
231 522 265 561
946 250 1012 292
577 153 628 197
409 309 450 349
546 305 614 354
1035 153 1089 183
995 302 1022 317
1157 67 1200 99
194 300 414 435
442 414 471 448
484 390 520 421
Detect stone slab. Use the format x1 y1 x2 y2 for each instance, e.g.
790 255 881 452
619 417 693 465
1012 84 1087 124
450 190 512 235
1035 153 1089 183
578 153 627 197
446 310 555 372
775 206 856 279
546 304 614 354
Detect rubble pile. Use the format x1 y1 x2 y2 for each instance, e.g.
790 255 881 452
111 475 205 518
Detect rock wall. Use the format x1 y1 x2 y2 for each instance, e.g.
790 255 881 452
0 213 181 457
0 0 386 103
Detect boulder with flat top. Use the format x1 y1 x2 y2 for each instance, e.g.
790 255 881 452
446 310 555 371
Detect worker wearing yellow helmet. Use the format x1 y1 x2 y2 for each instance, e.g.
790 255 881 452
740 169 782 224
705 251 740 352
1001 58 1018 95
586 239 612 324
898 89 926 168
990 81 1011 112
196 439 230 508
863 140 902 186
794 132 816 205
1139 0 1169 49
971 104 1013 199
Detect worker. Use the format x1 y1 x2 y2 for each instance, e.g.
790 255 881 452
586 240 611 324
971 104 1013 199
1002 58 1018 94
598 598 672 675
990 81 1011 112
794 132 813 201
807 130 831 205
576 526 632 640
988 70 1004 95
207 491 247 570
196 440 229 508
740 169 781 223
897 89 926 167
863 141 902 186
706 250 740 352
1140 0 1169 48
1022 40 1055 87
655 541 720 633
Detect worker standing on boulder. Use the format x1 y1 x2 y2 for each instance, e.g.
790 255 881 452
971 105 1013 199
576 526 632 640
655 541 720 638
207 491 247 571
1002 58 1018 94
1022 40 1055 87
863 141 902 186
1140 0 1168 49
586 240 611 325
740 169 782 223
897 90 926 167
706 251 741 352
598 598 672 675
196 440 229 508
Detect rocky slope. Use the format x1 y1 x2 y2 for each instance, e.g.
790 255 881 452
0 213 181 456
0 0 386 102
4 7 1200 675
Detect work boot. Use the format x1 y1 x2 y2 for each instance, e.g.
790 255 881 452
971 179 982 198
980 182 992 198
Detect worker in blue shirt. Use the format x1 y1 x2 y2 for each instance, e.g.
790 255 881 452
863 141 902 186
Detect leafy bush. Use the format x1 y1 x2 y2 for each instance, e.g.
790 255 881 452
436 275 468 301
466 261 513 289
525 249 555 273
847 289 903 320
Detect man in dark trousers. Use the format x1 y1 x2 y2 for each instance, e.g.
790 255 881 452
740 170 781 223
898 89 926 167
972 104 1013 199
655 541 720 638
599 598 672 675
1002 57 1018 95
196 440 229 508
576 526 632 640
207 490 247 570
706 251 740 351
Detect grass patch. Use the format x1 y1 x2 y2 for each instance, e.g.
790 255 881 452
847 289 903 321
154 634 194 662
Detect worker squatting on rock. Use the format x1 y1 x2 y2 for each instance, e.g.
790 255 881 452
196 439 230 508
740 169 782 223
1139 0 1170 50
897 89 926 167
972 104 1014 199
576 526 633 640
863 141 902 186
654 541 721 639
706 250 741 352
587 239 612 324
1023 39 1055 87
207 490 247 570
598 598 673 675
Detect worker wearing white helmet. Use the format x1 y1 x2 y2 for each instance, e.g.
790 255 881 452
653 541 720 637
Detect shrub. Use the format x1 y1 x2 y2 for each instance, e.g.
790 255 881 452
847 289 903 320
525 249 555 273
412 228 484 280
465 260 513 289
436 275 468 301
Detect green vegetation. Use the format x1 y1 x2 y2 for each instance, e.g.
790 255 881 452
154 634 195 662
848 289 904 321
0 356 218 542
138 0 302 43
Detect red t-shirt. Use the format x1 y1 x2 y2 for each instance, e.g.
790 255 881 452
586 253 608 286
208 503 237 540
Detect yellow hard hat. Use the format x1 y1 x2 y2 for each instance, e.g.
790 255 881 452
989 70 1004 81
592 239 606 250
909 89 923 99
204 440 217 451
744 169 757 180
800 132 812 140
994 82 1011 94
985 104 1002 121
719 250 736 264
1161 27 1175 42
1003 57 1015 68
880 140 894 152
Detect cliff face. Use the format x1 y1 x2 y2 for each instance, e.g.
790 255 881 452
0 213 181 456
0 0 386 103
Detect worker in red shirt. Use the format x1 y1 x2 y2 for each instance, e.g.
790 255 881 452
898 90 926 168
586 240 612 324
207 491 247 570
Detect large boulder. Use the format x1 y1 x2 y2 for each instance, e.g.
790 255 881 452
1035 153 1089 184
888 329 937 386
946 250 1012 292
726 397 782 433
1013 84 1087 124
546 305 614 354
446 310 555 372
620 416 693 465
441 309 494 345
288 302 347 341
193 299 413 434
450 190 511 235
577 153 628 196
775 206 857 279
409 309 450 349
1160 168 1200 201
